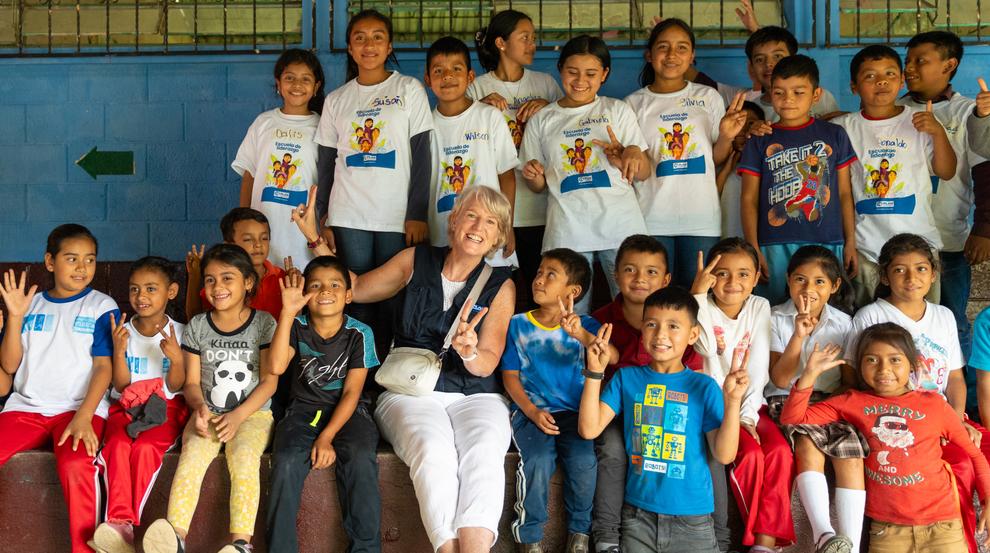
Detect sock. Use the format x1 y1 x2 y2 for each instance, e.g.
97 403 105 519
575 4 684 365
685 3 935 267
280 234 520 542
835 487 866 553
796 471 835 544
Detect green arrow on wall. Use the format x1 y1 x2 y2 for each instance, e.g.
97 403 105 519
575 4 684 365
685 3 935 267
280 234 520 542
75 147 135 179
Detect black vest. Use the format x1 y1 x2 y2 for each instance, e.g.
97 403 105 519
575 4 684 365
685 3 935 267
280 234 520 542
394 246 512 395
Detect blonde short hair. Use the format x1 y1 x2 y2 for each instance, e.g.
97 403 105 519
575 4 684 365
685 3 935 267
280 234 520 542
447 186 512 256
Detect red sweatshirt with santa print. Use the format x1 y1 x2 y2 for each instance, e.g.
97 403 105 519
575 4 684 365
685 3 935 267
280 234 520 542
780 386 990 526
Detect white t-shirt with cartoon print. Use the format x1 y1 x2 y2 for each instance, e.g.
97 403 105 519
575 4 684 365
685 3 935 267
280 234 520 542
898 93 988 252
519 96 649 252
429 101 519 250
834 108 942 262
468 69 563 227
844 298 963 396
232 108 320 265
625 82 725 237
316 72 434 233
112 317 185 400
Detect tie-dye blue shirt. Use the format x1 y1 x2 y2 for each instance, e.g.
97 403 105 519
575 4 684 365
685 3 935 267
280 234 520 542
500 311 601 413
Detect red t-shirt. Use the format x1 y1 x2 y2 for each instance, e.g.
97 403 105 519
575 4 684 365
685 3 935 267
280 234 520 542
592 295 702 381
199 260 284 319
781 386 990 525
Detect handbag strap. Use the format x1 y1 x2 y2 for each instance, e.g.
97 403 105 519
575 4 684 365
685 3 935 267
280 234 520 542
441 263 494 352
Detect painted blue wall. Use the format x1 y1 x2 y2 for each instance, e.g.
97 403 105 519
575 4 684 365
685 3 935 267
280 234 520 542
2 1 989 261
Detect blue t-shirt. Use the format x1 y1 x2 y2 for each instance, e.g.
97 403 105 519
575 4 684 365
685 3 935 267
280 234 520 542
600 365 724 516
969 307 990 372
738 118 857 246
501 311 601 413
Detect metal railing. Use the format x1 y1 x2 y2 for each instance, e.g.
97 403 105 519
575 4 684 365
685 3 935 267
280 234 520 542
0 0 314 56
335 0 804 50
826 0 989 45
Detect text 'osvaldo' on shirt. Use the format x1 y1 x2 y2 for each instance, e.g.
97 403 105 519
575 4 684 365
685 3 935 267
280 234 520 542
3 288 119 418
844 299 963 396
233 108 320 266
115 316 186 400
624 82 726 237
834 108 941 262
429 101 519 247
500 311 601 413
316 72 434 233
287 314 379 409
182 309 276 414
519 96 648 252
738 118 857 247
600 365 724 515
467 69 564 227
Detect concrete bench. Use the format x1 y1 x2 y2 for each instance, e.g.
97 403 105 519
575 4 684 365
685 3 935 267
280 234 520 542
0 448 836 552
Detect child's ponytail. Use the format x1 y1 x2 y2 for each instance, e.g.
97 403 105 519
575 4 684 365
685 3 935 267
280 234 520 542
475 9 532 72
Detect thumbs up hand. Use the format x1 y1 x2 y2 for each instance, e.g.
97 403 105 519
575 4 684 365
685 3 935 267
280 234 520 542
912 100 946 137
976 78 990 118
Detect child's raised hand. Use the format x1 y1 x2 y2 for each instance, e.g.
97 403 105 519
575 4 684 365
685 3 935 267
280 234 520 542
794 295 818 339
976 78 990 118
0 269 38 318
558 293 583 339
185 245 205 278
593 125 640 184
311 436 337 469
522 160 546 183
735 0 760 32
529 408 560 435
912 101 946 136
58 413 99 457
690 251 721 294
283 256 302 280
586 323 613 375
805 342 844 378
479 92 509 112
723 366 750 404
451 300 489 360
110 313 130 354
194 404 212 437
719 92 750 140
279 270 315 316
158 323 181 363
517 98 550 123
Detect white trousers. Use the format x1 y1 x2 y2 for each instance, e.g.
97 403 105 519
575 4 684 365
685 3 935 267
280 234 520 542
375 391 512 550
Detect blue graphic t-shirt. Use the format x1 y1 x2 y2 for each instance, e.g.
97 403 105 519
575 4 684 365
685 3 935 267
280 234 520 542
501 311 601 413
600 365 724 515
738 118 857 246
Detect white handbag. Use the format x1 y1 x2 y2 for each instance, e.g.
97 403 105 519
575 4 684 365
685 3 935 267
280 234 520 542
375 264 493 396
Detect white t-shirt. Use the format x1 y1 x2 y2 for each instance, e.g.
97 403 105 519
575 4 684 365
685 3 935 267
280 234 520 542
625 82 725 236
898 93 987 252
4 288 118 418
429 101 519 251
518 96 649 252
834 108 942 262
468 70 563 227
693 293 771 425
232 108 320 265
112 317 186 400
316 72 434 233
767 301 852 396
844 299 963 395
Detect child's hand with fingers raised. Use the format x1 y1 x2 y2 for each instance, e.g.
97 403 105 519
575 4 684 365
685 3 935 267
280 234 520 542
793 295 818 339
558 293 583 340
586 323 613 376
185 245 205 278
913 101 947 137
279 271 316 316
691 251 721 295
158 323 182 363
804 342 844 379
0 269 38 318
451 300 489 361
109 313 130 355
723 366 750 405
975 78 989 118
293 185 336 254
719 92 750 141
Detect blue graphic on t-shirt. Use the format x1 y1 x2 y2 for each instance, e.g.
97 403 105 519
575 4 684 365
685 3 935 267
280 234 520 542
855 194 916 215
345 150 396 169
127 355 149 375
437 193 458 213
561 170 611 193
73 316 96 334
261 186 309 207
656 155 706 177
22 314 54 333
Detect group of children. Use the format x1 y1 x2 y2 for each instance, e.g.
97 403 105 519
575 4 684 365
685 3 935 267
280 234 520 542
4 3 990 553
